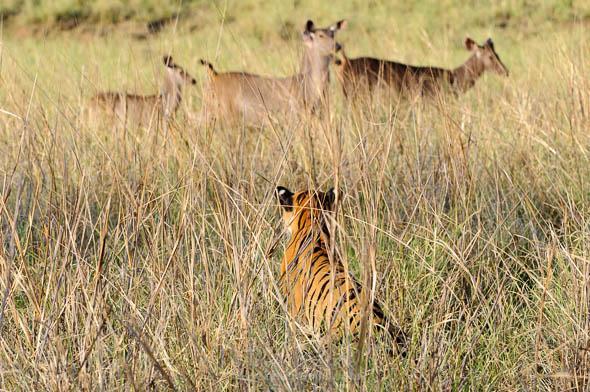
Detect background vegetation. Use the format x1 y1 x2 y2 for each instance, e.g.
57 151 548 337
0 0 589 390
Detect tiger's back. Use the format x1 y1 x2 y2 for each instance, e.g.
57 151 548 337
276 187 406 347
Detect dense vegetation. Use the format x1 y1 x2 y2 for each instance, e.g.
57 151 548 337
0 1 588 390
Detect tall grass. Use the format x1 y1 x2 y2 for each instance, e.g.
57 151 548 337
0 2 589 390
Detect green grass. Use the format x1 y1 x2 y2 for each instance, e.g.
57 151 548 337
0 0 589 390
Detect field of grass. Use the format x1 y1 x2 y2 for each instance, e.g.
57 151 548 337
1 0 589 390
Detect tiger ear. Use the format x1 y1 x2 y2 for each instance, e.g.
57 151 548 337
323 188 336 210
276 186 294 210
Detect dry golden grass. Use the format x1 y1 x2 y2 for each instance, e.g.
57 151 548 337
0 2 589 390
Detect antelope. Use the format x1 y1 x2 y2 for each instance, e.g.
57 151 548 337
92 55 196 127
199 19 346 127
335 37 509 101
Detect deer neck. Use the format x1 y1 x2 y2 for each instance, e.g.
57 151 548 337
160 70 183 115
299 48 332 106
452 54 486 92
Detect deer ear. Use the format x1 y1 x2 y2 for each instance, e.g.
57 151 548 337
485 37 494 48
464 37 477 51
276 186 294 210
163 55 174 67
305 20 315 32
330 20 347 32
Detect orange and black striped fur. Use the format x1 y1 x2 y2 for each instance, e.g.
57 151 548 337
276 186 406 351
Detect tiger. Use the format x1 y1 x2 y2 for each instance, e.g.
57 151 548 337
275 186 407 352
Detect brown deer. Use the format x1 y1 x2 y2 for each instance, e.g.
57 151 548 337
92 55 196 127
335 37 508 101
199 19 346 127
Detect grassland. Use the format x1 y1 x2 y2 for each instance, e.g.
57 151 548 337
0 0 589 390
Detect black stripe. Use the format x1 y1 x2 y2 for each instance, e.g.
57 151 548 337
296 211 307 231
308 273 332 327
329 288 351 326
283 232 315 274
286 227 306 247
308 262 330 295
288 229 310 252
348 305 362 332
373 302 385 322
346 287 356 301
296 193 307 204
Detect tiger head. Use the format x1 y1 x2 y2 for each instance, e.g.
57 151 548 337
276 186 336 234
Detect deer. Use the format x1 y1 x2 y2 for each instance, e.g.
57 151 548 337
199 19 346 127
334 37 509 101
91 55 196 127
